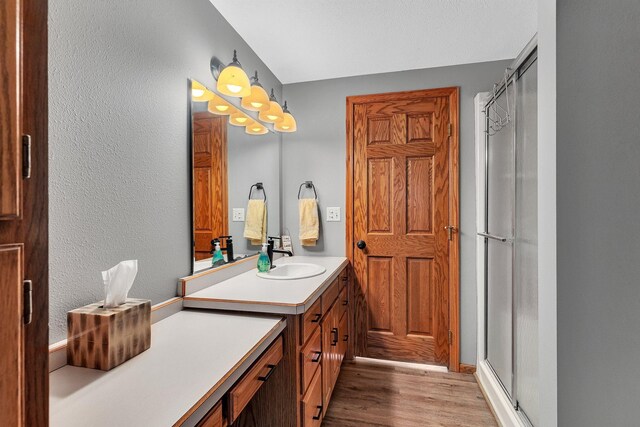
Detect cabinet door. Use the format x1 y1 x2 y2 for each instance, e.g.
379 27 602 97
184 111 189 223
0 0 21 219
338 312 348 368
0 244 24 426
321 307 333 415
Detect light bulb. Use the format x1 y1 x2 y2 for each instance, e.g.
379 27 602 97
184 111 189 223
226 84 242 94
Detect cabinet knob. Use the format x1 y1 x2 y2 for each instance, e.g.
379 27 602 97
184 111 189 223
356 240 366 250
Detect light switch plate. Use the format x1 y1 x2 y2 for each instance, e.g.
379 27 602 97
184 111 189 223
232 208 245 222
326 207 341 222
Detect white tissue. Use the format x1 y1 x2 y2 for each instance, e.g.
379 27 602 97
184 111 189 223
102 260 138 308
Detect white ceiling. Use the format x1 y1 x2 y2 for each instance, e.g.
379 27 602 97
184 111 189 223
209 0 537 84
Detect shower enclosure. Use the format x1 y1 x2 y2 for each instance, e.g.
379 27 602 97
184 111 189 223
476 39 538 426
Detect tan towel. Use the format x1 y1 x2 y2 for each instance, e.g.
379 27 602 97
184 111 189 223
299 198 319 246
243 199 267 245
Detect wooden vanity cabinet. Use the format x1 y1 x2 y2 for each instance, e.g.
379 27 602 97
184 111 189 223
196 401 225 427
299 266 351 426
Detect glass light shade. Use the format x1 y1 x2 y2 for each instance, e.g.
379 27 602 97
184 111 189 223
207 96 234 116
241 84 270 112
246 122 268 135
191 80 208 101
259 101 285 123
275 112 297 132
217 65 251 97
229 111 251 126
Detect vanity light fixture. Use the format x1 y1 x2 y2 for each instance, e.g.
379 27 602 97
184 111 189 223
229 111 251 126
192 80 214 102
246 121 268 135
258 89 285 123
275 101 297 133
216 50 251 97
207 94 234 115
241 71 270 112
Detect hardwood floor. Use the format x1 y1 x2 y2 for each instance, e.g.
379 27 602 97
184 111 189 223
322 361 497 427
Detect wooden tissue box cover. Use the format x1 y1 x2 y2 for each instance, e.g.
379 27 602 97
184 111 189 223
67 298 151 371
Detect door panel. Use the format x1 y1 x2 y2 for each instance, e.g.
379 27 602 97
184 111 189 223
0 0 21 219
193 113 228 260
407 257 433 336
367 159 393 233
351 89 457 366
367 257 393 332
0 244 24 426
406 157 433 234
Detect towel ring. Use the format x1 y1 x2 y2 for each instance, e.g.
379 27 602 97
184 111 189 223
298 181 317 200
249 182 267 201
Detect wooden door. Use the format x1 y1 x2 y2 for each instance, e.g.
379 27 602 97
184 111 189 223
347 88 459 368
193 112 228 260
0 0 49 424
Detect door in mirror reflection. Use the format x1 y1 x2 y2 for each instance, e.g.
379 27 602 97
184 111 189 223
193 112 228 261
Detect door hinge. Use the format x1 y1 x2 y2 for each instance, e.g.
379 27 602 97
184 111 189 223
448 330 453 345
22 135 32 179
448 123 452 137
23 280 33 325
444 225 456 241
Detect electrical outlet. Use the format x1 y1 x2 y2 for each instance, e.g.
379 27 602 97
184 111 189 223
326 207 341 222
232 208 245 222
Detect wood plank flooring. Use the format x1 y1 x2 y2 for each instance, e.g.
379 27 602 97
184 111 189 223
322 361 497 427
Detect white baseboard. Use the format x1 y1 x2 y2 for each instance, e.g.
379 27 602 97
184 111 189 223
476 360 522 427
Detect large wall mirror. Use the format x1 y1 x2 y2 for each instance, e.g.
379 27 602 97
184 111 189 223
189 79 281 274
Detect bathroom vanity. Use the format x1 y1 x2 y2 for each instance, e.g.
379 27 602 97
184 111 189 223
183 256 351 426
50 256 350 427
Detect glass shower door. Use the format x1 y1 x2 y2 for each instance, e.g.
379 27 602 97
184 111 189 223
514 57 538 426
485 85 515 397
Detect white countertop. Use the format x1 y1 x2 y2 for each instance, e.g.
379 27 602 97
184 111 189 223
50 310 285 427
183 256 348 315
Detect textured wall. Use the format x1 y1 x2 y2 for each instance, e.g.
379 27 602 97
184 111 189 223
48 0 282 343
280 60 512 364
557 2 640 425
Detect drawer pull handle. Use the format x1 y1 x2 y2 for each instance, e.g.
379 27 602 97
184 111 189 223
311 313 321 323
313 405 323 420
331 328 338 346
343 334 349 342
342 299 348 306
311 351 322 363
258 364 277 382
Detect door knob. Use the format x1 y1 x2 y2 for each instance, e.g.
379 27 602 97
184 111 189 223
356 240 366 250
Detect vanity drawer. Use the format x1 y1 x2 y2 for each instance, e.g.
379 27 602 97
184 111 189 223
300 325 322 393
338 285 348 321
228 335 283 423
321 278 340 317
301 297 322 345
301 367 323 427
196 400 225 427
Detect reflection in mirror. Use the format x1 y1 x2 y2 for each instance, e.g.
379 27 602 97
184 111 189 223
190 79 281 274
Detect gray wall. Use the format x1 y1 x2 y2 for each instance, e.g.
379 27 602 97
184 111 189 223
557 2 640 425
48 0 282 343
281 60 512 364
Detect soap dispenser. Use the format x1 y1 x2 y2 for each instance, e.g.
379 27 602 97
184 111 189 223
257 243 271 272
212 240 225 267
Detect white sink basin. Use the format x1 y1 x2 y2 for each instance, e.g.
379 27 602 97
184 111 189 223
257 263 326 280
